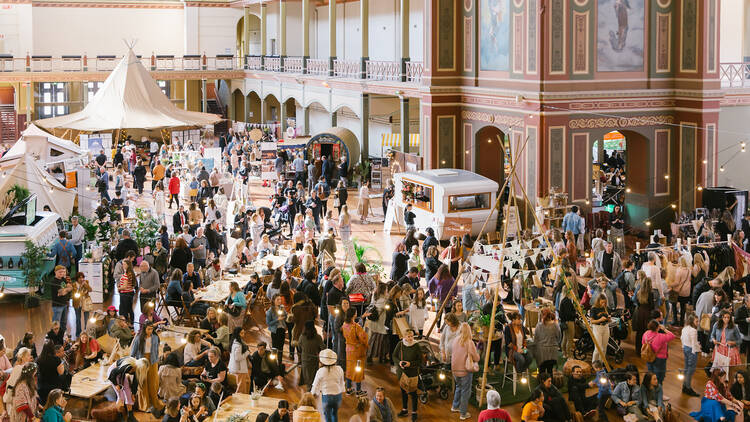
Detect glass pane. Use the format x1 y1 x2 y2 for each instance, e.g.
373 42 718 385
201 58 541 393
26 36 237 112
56 106 65 115
43 106 51 115
43 92 51 102
43 83 51 89
448 193 490 212
56 92 64 102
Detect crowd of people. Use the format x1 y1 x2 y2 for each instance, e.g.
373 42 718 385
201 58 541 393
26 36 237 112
2 129 750 422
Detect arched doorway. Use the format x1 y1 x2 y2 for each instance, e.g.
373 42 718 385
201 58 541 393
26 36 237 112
231 89 245 122
475 126 506 186
236 14 261 57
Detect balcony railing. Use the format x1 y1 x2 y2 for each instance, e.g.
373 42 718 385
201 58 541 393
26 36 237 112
307 58 329 76
265 56 281 72
333 59 360 78
0 53 424 85
284 56 303 73
366 60 401 81
720 62 750 88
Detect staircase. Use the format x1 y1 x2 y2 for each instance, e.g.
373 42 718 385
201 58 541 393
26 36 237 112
0 105 17 144
205 82 228 135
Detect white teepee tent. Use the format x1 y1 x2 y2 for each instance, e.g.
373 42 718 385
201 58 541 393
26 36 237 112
35 49 222 131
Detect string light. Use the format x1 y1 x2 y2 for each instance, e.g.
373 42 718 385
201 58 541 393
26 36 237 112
269 352 277 360
625 188 631 193
0 285 4 298
73 292 81 299
277 309 284 316
180 337 187 344
217 307 223 314
89 316 96 324
670 204 677 209
677 371 685 381
334 308 340 315
520 376 528 384
617 237 622 242
663 174 669 180
438 372 446 381
599 376 608 385
645 221 651 226
147 301 154 308
697 185 703 191
720 166 725 172
384 304 391 310
355 360 362 373
702 159 707 164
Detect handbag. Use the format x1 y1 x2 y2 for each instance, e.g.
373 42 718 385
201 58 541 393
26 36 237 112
699 314 712 331
81 295 94 312
348 293 366 303
465 350 479 372
398 345 419 393
641 338 656 363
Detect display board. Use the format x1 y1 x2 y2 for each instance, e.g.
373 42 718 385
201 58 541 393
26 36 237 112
503 205 521 238
78 261 103 303
80 134 113 159
260 142 278 180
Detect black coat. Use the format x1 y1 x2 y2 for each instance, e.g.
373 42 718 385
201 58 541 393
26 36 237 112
114 238 139 261
173 211 189 234
390 251 409 282
133 165 147 181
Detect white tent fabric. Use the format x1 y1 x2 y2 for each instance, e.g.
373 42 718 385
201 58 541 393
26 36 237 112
35 49 222 131
0 158 76 218
1 124 84 165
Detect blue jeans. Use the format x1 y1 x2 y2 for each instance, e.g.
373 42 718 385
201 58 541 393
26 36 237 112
345 379 361 393
647 357 667 384
683 346 698 389
52 305 67 326
322 393 342 422
452 373 473 416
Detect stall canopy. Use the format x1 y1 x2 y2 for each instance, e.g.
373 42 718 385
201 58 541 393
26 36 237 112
2 124 84 165
35 49 222 131
308 127 361 169
0 158 76 218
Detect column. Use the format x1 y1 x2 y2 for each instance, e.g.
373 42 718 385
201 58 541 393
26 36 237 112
360 0 369 79
243 7 251 58
280 100 288 135
400 0 410 82
328 0 336 76
82 81 89 107
302 0 310 74
201 79 207 113
183 80 188 110
331 110 337 127
280 0 287 71
399 97 409 153
25 82 31 123
228 90 235 121
260 97 266 123
303 106 310 136
361 94 370 164
244 94 251 123
260 3 267 69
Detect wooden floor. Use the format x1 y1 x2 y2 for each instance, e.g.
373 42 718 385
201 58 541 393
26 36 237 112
0 176 704 421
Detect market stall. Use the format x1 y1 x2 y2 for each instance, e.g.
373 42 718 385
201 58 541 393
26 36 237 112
386 169 499 240
306 127 360 172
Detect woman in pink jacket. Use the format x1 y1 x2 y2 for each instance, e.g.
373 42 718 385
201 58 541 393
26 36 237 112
450 323 480 420
670 257 692 326
642 320 676 384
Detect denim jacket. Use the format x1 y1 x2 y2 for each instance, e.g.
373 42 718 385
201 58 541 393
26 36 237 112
710 322 742 345
612 381 640 407
130 333 160 364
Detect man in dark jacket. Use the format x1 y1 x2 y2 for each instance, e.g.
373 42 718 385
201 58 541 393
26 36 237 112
298 271 321 307
735 294 750 358
95 150 107 167
568 365 598 417
114 229 139 261
173 205 189 234
321 155 334 185
422 227 439 259
198 166 210 185
306 190 323 231
133 160 147 194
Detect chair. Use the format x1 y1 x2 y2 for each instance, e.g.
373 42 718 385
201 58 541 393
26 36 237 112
255 285 272 313
500 336 532 396
180 296 199 327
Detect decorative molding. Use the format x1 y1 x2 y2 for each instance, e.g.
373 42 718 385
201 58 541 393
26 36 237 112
680 0 698 72
460 110 524 128
437 0 456 71
526 0 537 74
568 115 674 129
526 126 537 204
463 122 472 170
463 17 473 73
573 0 588 5
679 123 697 211
654 129 670 195
656 0 671 7
705 123 716 186
32 1 186 7
572 11 589 74
513 13 524 73
571 133 589 202
463 0 472 12
656 12 671 73
437 115 456 168
569 99 676 110
708 0 717 73
549 126 566 190
549 0 566 74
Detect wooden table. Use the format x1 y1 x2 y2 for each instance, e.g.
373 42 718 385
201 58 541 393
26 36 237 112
69 363 111 418
194 274 253 303
250 253 288 274
213 394 280 420
524 299 554 330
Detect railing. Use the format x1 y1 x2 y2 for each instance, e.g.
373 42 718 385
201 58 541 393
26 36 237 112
333 59 360 78
264 56 281 72
405 61 424 83
307 58 329 76
284 56 303 73
366 60 401 81
720 62 750 88
246 55 262 70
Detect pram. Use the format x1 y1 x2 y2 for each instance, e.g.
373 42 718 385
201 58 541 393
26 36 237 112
573 309 630 364
414 340 451 403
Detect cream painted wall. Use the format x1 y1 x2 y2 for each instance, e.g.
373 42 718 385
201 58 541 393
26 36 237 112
721 0 745 62
717 106 750 192
194 7 243 56
32 7 184 56
0 4 33 56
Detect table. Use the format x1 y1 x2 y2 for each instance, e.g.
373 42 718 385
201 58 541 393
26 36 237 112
213 394 280 420
250 253 288 275
194 274 253 303
524 299 554 331
69 363 111 418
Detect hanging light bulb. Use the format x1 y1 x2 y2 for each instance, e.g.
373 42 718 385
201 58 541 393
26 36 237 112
147 301 155 308
617 237 622 242
585 199 590 205
520 376 528 384
438 371 446 381
180 337 187 344
671 204 677 209
677 371 685 381
625 188 631 193
720 166 725 172
74 292 81 299
599 376 608 385
334 308 340 315
697 185 703 191
277 309 284 316
89 315 97 324
384 304 391 310
702 159 708 164
355 360 362 373
0 285 5 298
474 288 480 296
269 352 277 361
217 307 224 314
645 221 651 226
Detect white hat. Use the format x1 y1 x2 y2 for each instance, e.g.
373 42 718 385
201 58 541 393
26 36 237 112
319 349 337 366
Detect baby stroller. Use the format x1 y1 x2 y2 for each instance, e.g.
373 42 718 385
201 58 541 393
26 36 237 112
415 340 451 403
573 309 630 364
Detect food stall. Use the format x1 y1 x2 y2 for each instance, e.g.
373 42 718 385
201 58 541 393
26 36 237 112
387 169 499 240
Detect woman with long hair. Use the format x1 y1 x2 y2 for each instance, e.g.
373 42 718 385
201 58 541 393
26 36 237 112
681 313 701 397
153 182 167 225
169 237 192 274
393 329 423 422
73 332 102 371
610 205 625 256
424 245 441 289
228 327 252 393
385 286 408 360
11 362 38 422
439 236 462 279
503 312 531 373
226 281 247 330
690 368 743 422
298 320 324 389
639 372 664 421
534 308 561 375
338 204 352 242
633 275 655 357
390 242 409 282
428 264 456 329
672 256 692 326
712 310 742 381
266 295 288 360
349 397 370 422
366 283 390 363
589 295 610 363
357 180 371 224
129 324 164 414
118 260 136 323
450 323 479 420
342 308 368 396
294 392 322 422
642 319 676 384
718 210 737 242
157 352 185 402
36 340 65 405
41 388 72 422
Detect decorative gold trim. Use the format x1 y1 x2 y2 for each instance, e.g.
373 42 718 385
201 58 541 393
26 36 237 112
653 129 671 196
568 115 674 129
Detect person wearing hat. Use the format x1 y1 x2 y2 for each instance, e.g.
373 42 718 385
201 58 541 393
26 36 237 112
268 399 290 422
477 390 511 422
11 362 39 422
311 349 345 422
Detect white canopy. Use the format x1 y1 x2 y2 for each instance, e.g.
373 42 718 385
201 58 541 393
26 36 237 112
0 158 76 218
1 124 84 165
35 49 222 131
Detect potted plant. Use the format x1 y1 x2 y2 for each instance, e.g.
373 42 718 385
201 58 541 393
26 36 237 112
21 240 49 308
249 388 263 406
130 208 161 256
83 251 93 263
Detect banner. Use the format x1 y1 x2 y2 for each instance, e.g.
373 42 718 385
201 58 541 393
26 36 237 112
440 216 472 239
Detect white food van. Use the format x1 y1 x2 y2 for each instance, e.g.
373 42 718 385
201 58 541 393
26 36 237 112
0 196 61 294
389 169 499 240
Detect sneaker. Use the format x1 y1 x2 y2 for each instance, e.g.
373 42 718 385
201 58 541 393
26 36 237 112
687 388 700 397
346 388 354 395
398 410 409 418
460 414 471 421
356 390 368 397
450 408 460 413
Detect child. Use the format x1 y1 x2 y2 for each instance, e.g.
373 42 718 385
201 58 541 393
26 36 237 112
292 214 305 250
408 288 429 338
323 210 338 237
182 394 208 421
189 176 199 202
404 203 416 230
257 234 273 258
590 360 612 419
407 245 422 274
304 209 316 240
162 398 180 422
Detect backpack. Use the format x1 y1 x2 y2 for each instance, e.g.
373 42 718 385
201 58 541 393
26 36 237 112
641 338 656 363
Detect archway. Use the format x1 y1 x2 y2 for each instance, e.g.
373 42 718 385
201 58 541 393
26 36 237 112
475 126 506 186
236 15 261 57
246 91 261 123
231 89 245 122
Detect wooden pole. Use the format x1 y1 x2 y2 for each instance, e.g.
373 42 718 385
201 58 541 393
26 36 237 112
477 133 519 407
508 161 612 371
423 135 531 340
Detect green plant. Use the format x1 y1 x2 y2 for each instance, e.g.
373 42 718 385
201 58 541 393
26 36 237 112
351 238 381 264
478 314 491 327
21 240 49 294
130 208 161 252
341 269 351 284
6 184 30 208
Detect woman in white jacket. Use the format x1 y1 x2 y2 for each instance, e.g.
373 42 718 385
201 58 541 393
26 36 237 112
228 327 252 393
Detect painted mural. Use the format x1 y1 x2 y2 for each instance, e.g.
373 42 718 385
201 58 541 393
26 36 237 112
597 0 645 72
479 0 510 71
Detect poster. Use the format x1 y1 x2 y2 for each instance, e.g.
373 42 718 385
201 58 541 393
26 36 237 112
479 0 510 71
597 0 645 71
503 205 521 238
260 142 278 180
441 216 473 239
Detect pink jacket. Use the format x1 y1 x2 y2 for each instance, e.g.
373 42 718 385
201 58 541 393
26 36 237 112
642 330 675 359
451 337 480 377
